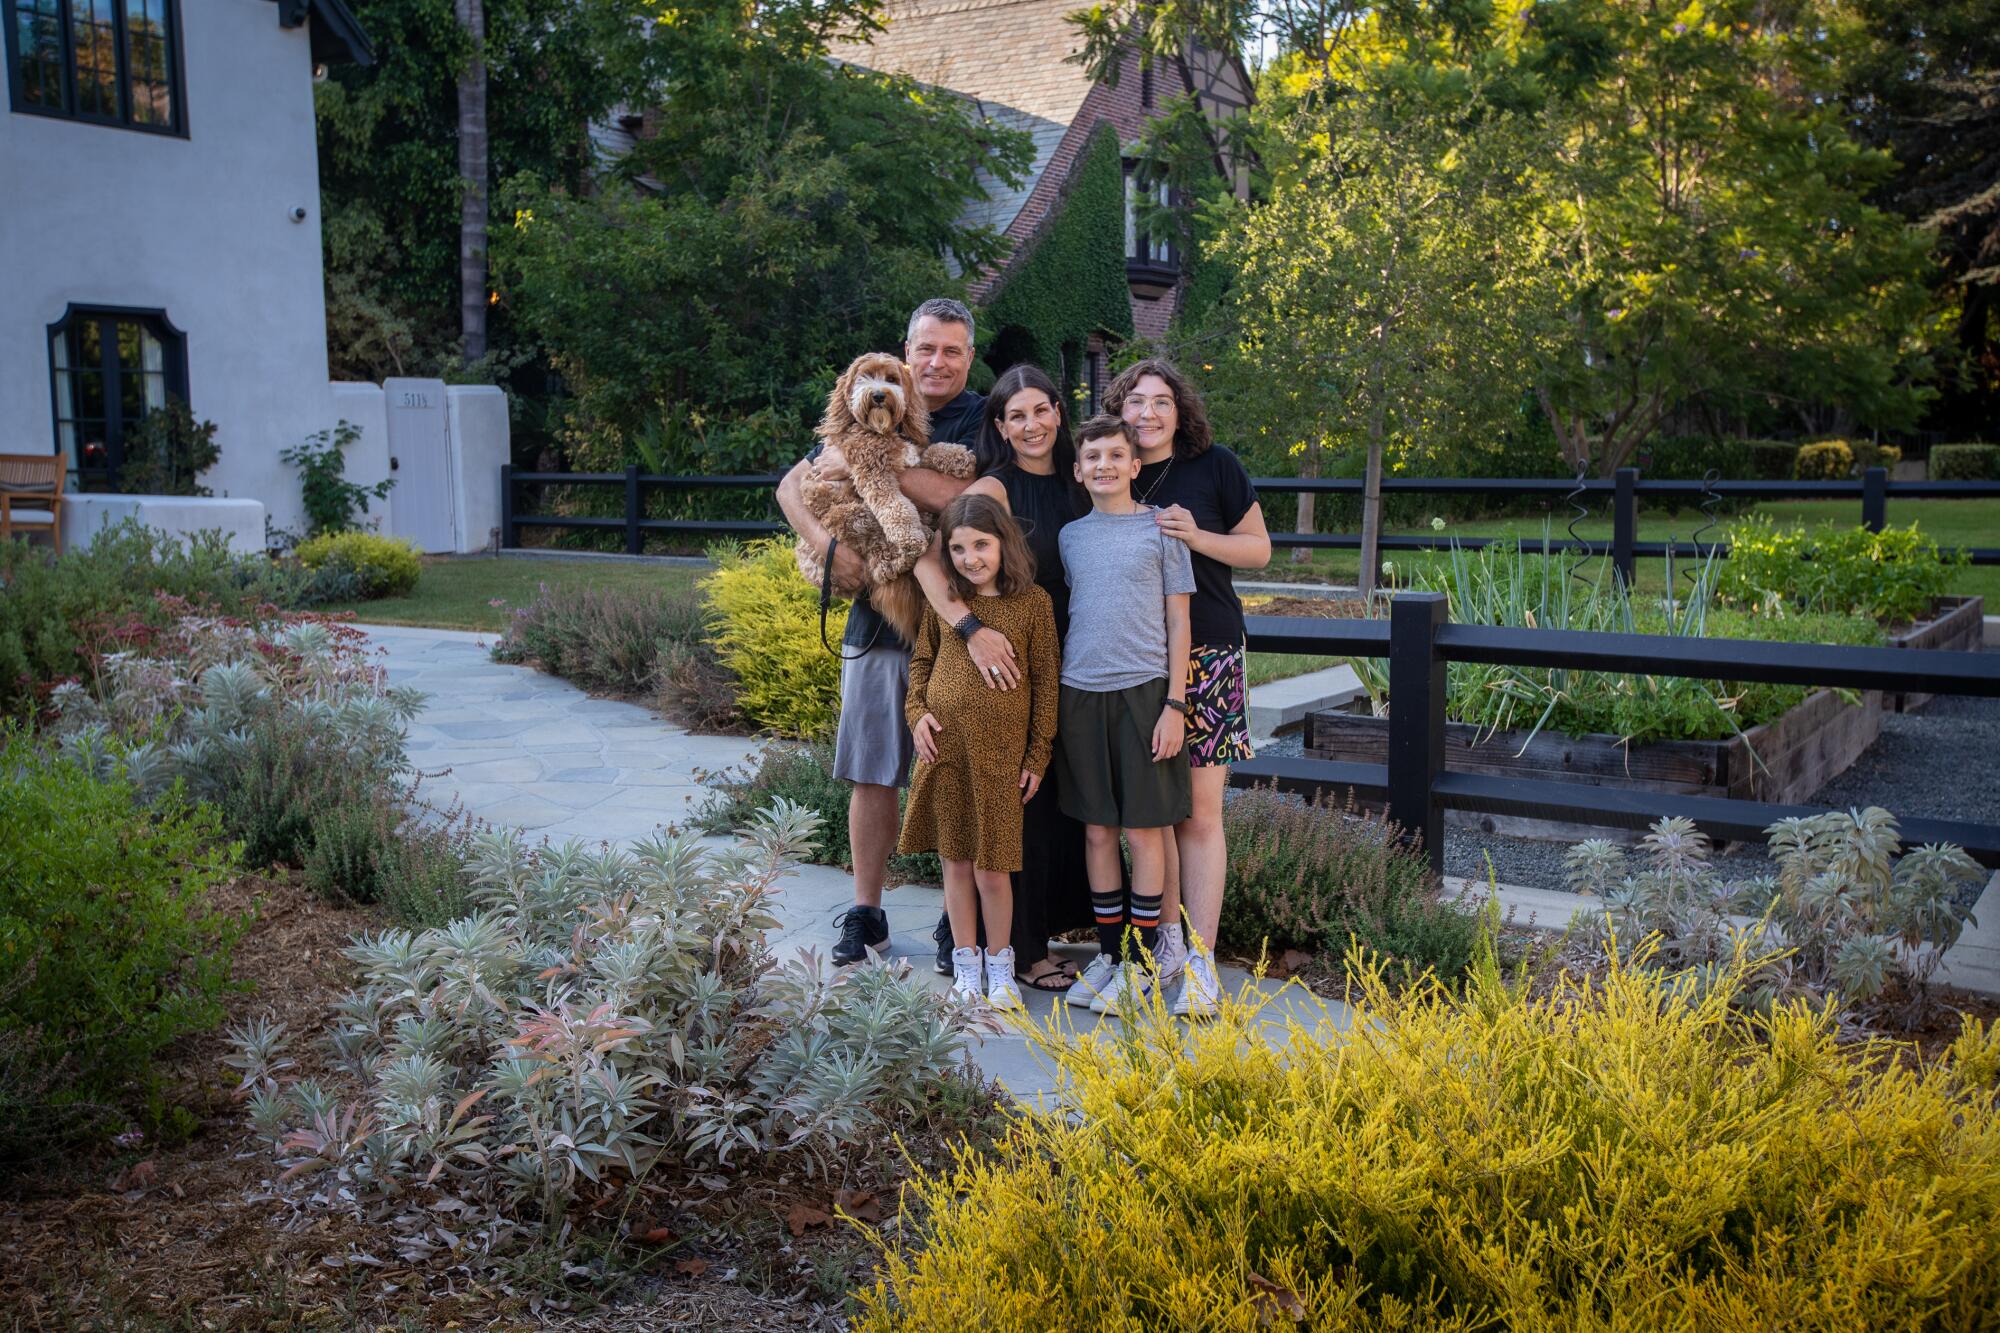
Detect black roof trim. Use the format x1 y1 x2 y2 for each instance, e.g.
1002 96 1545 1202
272 0 376 67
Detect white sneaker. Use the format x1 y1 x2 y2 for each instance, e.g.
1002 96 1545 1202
1090 962 1153 1016
1153 923 1188 986
949 946 984 1004
984 947 1023 1012
1172 950 1221 1018
1066 954 1118 1009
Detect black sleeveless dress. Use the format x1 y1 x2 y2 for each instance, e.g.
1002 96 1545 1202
993 462 1094 965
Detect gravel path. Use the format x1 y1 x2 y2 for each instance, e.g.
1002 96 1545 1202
1259 648 1998 904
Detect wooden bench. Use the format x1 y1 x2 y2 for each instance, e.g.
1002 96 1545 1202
0 453 65 550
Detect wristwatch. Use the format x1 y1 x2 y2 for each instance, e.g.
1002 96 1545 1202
1163 697 1190 715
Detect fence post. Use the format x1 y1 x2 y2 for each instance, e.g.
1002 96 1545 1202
1863 466 1888 532
499 463 516 550
625 464 643 556
1388 592 1447 876
1613 467 1637 588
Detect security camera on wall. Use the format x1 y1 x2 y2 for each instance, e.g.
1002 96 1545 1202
290 206 309 223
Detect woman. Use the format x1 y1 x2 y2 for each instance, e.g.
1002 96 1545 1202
913 363 1095 992
1102 357 1271 1017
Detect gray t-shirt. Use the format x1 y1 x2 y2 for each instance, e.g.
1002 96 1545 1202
1058 508 1198 691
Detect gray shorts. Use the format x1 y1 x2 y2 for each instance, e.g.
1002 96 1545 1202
833 644 914 789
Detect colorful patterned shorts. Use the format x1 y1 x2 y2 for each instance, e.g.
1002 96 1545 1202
1184 642 1255 767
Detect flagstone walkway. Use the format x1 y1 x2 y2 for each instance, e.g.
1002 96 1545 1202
363 622 1349 1101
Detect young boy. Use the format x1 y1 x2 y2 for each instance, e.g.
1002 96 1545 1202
1055 415 1196 1016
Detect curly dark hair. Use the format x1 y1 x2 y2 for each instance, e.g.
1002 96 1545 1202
938 493 1037 600
1102 357 1214 460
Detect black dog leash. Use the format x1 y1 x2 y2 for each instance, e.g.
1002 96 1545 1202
819 536 885 659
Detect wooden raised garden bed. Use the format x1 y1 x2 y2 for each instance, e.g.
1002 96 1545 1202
1885 594 1985 713
1304 686 1883 843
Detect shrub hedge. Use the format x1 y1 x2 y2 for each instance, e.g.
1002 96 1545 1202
0 734 244 1160
860 948 2000 1330
1932 442 2000 480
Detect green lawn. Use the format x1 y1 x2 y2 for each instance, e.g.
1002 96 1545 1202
320 556 702 632
1258 498 2000 605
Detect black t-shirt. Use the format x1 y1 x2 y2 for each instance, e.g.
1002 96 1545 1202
1134 444 1259 646
805 388 985 651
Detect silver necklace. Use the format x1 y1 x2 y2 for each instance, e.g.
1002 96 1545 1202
1136 453 1176 506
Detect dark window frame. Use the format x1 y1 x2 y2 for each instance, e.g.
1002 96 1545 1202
46 303 189 488
3 0 188 137
1123 160 1179 267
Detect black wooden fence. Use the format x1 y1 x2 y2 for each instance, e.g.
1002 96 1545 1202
1230 594 2000 871
499 465 2000 581
496 464 2000 865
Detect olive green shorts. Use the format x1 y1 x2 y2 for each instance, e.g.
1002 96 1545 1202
1054 678 1193 831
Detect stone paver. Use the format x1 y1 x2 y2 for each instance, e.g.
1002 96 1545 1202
367 623 764 845
359 621 1356 1097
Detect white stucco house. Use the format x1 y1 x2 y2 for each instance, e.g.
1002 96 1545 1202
0 0 505 551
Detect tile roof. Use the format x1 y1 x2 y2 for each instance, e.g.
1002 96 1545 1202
830 0 1101 239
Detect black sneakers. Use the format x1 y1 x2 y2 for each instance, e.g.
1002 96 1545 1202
831 905 889 966
932 915 953 975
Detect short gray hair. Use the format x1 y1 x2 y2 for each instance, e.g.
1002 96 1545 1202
906 297 974 348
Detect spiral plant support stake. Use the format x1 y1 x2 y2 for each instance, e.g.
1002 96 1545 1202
1564 466 1594 589
1680 467 1726 596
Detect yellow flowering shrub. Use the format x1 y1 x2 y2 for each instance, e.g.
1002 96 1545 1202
294 530 421 598
1794 439 1856 480
702 537 846 738
859 943 2000 1331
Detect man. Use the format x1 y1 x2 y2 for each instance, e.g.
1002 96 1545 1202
778 297 994 965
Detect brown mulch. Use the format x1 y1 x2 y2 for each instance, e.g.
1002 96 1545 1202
0 871 393 1331
0 872 1003 1331
1242 595 1375 620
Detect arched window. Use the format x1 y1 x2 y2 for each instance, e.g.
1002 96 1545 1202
3 0 183 134
48 306 187 488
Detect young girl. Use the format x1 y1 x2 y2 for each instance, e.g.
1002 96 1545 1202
898 494 1061 1009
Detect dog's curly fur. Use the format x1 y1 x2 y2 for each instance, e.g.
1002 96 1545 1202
795 353 977 644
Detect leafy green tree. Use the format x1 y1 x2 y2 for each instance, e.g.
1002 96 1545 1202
1105 0 1938 478
492 0 1030 472
1523 1 1934 471
316 0 635 381
1213 101 1552 593
1833 0 2000 437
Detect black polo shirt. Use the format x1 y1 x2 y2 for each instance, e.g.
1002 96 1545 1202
1133 444 1260 646
804 388 985 651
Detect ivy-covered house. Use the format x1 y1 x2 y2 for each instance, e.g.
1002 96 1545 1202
828 0 1252 409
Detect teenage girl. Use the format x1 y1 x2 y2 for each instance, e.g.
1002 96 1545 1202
1103 358 1272 1016
898 494 1061 1009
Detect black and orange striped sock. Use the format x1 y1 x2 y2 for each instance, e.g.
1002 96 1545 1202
1128 891 1163 961
1092 889 1127 960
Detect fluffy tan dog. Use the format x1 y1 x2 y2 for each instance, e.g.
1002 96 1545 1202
795 352 977 644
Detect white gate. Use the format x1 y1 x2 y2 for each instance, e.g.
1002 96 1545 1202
383 377 457 553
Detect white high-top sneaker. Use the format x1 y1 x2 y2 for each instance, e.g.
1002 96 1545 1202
984 946 1024 1011
949 946 984 1004
1172 948 1221 1018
